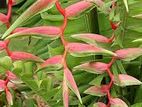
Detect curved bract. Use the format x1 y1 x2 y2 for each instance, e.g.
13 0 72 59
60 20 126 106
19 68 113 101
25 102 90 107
6 26 61 39
2 0 58 39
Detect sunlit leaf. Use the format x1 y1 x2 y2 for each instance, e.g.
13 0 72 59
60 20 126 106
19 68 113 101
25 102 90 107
123 0 129 12
133 38 142 43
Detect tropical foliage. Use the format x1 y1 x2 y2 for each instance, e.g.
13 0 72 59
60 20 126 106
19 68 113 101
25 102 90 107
0 0 142 107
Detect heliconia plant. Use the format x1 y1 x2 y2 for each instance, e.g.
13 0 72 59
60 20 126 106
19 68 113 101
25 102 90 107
0 0 142 106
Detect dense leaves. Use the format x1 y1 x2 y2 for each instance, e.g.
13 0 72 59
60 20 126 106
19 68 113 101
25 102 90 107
0 0 142 106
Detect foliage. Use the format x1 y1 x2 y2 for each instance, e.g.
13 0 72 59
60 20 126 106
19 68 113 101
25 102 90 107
0 0 142 107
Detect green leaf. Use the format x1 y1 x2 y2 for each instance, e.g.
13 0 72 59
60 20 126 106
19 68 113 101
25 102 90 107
123 0 129 12
131 103 142 107
89 74 105 86
0 56 13 70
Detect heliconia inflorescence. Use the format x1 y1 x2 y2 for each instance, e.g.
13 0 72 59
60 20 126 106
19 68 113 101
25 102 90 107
0 0 142 106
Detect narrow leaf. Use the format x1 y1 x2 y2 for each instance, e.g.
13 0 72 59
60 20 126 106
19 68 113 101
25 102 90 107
133 38 142 43
115 48 142 61
123 0 129 12
64 67 82 104
2 0 57 39
65 1 93 17
93 102 107 107
110 98 128 107
73 62 108 74
10 51 44 62
67 43 116 57
6 26 61 39
84 85 108 96
114 74 142 87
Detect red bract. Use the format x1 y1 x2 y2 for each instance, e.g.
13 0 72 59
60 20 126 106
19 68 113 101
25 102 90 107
65 1 93 17
6 71 17 80
10 51 44 62
115 48 142 61
64 67 82 104
71 33 113 44
0 80 6 92
110 98 128 107
6 26 61 39
12 27 27 33
73 62 108 74
84 85 108 96
114 74 142 87
0 13 9 24
67 43 101 52
5 88 13 105
0 41 7 50
6 71 21 85
67 42 116 56
41 55 62 68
